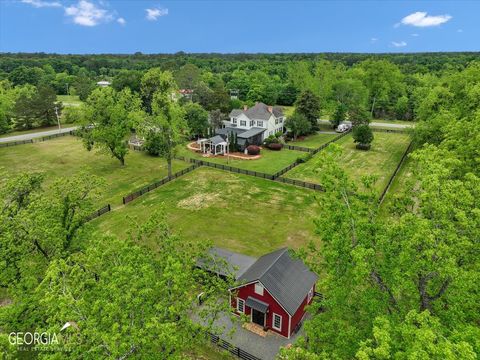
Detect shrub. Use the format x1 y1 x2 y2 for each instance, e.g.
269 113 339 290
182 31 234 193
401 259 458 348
246 145 260 155
356 143 371 150
296 153 312 163
264 134 279 145
267 143 283 151
353 124 374 150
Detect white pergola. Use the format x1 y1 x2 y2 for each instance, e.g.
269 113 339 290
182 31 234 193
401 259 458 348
197 136 228 155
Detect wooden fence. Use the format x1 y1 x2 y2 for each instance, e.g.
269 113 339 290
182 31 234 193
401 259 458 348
378 141 413 204
206 332 262 360
0 130 76 148
122 164 199 204
84 204 111 222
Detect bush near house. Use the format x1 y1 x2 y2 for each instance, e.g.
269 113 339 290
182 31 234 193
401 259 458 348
246 145 260 155
268 143 283 151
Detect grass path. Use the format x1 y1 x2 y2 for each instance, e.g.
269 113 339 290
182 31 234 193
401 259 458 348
0 136 188 206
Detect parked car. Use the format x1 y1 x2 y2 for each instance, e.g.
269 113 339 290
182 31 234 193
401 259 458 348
336 123 351 133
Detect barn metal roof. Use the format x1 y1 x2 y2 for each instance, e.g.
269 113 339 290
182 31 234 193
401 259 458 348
246 296 269 313
238 248 318 316
196 247 257 280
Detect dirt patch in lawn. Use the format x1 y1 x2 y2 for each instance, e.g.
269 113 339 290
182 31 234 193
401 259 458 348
177 192 221 210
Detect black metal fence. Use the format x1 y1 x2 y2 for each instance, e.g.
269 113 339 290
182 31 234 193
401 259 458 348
273 161 300 178
122 164 199 204
378 141 413 204
283 144 313 153
0 130 76 148
276 176 325 192
206 332 261 360
175 156 276 180
84 204 111 222
311 130 352 155
372 128 409 134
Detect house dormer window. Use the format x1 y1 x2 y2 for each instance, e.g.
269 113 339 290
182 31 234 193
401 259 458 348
275 118 279 125
279 117 283 123
240 120 246 127
250 120 255 127
257 121 263 127
232 118 237 124
254 283 264 296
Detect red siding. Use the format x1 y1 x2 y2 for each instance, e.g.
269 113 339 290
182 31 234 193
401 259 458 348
230 281 290 338
290 284 315 335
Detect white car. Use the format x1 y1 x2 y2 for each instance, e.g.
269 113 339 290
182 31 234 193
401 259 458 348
336 123 351 133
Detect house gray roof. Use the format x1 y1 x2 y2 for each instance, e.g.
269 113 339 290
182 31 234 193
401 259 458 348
216 127 244 137
238 248 318 316
237 127 265 139
229 102 284 121
196 247 257 280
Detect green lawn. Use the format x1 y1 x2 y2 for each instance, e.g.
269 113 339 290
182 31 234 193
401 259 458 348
57 95 83 106
92 167 320 257
0 136 188 207
176 145 303 175
285 132 411 194
287 132 338 149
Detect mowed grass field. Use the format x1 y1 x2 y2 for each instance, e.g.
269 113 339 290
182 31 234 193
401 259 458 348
0 136 188 206
176 145 304 175
285 132 412 194
92 167 320 257
287 132 338 149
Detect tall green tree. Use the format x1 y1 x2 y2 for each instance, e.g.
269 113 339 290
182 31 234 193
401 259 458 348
285 112 312 140
295 90 321 130
83 87 143 165
139 71 188 176
184 102 209 138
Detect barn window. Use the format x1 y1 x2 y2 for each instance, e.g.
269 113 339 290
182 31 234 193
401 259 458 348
308 287 314 302
273 313 282 331
254 283 264 296
237 298 245 313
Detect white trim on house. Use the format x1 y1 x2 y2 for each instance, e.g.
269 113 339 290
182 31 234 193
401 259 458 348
237 298 245 313
272 313 282 331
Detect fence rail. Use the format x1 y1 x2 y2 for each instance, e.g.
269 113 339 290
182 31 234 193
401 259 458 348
378 141 413 204
84 204 111 222
0 130 76 148
273 161 300 178
311 129 352 155
206 331 261 360
283 144 313 153
276 176 324 192
371 128 409 134
175 156 276 180
122 164 199 204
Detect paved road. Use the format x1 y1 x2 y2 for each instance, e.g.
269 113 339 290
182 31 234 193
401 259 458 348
0 126 79 144
318 119 414 129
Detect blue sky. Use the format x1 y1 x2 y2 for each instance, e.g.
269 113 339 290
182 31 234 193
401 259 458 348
0 0 478 54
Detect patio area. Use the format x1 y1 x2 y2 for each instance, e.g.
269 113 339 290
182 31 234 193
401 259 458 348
192 306 307 360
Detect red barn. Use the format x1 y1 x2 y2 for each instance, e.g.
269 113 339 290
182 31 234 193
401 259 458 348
228 248 318 339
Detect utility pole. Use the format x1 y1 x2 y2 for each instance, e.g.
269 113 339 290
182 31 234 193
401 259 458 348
54 106 61 130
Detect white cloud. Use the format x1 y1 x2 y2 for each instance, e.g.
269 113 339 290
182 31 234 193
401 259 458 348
391 41 407 48
370 37 378 43
457 29 463 33
21 0 62 8
400 11 452 27
117 17 126 25
146 7 168 21
64 0 114 26
411 33 419 37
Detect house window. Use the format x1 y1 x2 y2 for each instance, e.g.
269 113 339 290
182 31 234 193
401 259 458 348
254 283 264 296
279 117 283 123
308 287 314 302
275 118 279 125
240 120 246 126
237 298 245 313
257 121 263 127
250 120 255 127
273 313 282 331
232 118 237 124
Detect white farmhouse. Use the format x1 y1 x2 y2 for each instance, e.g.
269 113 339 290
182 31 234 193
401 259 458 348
213 102 285 151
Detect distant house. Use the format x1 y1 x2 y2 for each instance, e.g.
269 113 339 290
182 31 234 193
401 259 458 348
97 80 111 87
197 247 318 339
198 102 285 155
